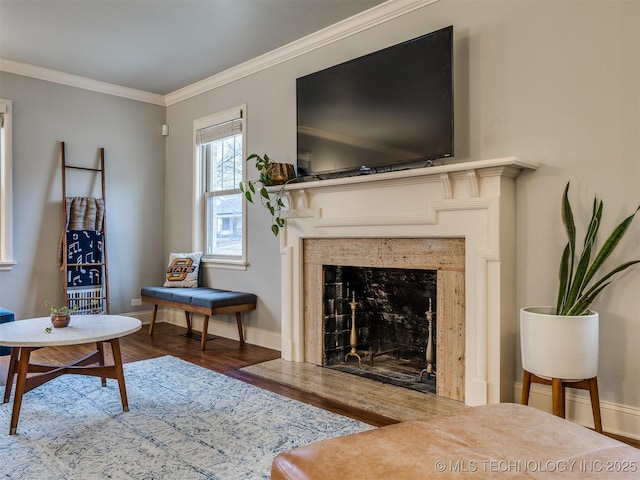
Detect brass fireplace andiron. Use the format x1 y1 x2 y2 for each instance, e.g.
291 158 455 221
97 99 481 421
344 291 362 368
419 298 436 381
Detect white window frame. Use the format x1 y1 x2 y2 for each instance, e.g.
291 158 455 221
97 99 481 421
193 104 248 270
0 98 14 271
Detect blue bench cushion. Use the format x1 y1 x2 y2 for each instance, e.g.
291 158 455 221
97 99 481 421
141 287 256 309
0 307 15 356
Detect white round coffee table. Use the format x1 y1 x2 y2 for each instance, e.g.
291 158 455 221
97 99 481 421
0 315 141 434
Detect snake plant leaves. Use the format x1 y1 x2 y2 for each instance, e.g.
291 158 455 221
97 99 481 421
556 182 639 316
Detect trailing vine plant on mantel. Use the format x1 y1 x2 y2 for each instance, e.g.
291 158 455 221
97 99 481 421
239 153 295 236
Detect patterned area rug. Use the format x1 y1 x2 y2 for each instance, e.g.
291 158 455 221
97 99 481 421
0 355 372 479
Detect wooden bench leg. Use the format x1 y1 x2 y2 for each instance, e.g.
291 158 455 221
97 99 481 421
148 304 159 336
201 315 210 350
185 311 192 335
236 312 245 344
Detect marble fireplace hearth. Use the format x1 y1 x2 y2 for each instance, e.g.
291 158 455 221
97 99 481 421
279 157 537 406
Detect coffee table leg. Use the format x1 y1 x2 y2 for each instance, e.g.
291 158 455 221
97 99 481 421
96 342 107 387
110 338 129 412
3 347 19 403
10 347 33 435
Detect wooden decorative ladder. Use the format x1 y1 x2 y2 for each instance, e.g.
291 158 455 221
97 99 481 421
60 141 110 314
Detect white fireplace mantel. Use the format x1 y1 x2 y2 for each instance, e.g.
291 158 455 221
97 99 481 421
279 157 538 406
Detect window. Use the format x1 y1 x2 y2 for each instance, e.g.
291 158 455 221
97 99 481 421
194 105 247 267
0 98 14 271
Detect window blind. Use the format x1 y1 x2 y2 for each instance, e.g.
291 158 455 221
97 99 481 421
196 117 242 145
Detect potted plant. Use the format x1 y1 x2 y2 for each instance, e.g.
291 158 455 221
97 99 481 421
45 301 77 328
239 153 296 236
521 182 639 380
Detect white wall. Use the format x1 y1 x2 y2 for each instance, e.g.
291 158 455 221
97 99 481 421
166 0 640 426
0 72 166 317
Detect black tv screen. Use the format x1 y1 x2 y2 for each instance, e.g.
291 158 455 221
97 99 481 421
296 25 453 179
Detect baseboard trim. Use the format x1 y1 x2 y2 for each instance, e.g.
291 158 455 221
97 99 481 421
514 381 640 442
151 307 281 351
122 310 153 325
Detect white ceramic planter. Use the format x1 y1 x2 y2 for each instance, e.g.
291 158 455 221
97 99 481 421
520 306 599 380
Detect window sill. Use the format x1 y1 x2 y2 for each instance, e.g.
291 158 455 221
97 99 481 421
0 260 16 272
201 258 248 271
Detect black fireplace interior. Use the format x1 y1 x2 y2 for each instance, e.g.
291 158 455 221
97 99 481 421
323 265 437 394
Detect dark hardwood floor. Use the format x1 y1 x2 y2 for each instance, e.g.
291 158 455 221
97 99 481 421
1 322 638 447
0 322 397 428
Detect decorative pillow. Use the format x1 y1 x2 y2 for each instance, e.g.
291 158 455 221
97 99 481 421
163 252 202 288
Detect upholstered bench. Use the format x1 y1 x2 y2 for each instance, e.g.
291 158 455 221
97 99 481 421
271 403 640 479
141 286 257 350
0 307 15 356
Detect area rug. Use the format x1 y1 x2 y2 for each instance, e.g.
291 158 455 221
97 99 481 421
0 355 373 479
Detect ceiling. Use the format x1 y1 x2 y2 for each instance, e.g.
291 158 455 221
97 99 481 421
0 0 386 96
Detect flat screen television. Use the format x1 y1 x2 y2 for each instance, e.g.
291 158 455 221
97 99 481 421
296 25 453 180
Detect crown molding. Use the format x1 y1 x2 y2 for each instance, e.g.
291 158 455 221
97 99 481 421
164 0 439 106
0 58 166 106
0 0 439 107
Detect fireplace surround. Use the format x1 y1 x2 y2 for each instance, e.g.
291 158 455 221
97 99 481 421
307 237 465 400
279 157 537 406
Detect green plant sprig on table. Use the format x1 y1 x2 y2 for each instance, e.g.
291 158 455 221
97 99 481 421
556 182 639 316
44 301 77 316
44 301 78 332
239 153 293 236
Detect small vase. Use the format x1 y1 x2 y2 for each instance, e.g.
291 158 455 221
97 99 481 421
270 163 296 185
51 314 71 328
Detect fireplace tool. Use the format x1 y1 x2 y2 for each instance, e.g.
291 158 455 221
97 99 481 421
366 342 400 367
420 298 436 381
344 291 362 368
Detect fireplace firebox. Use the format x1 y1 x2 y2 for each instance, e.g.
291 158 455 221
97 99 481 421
323 265 438 393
